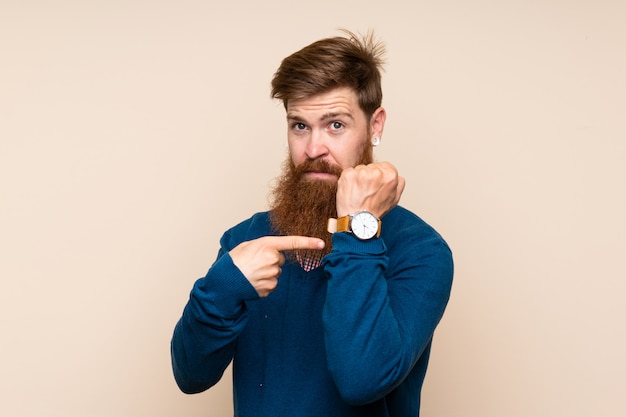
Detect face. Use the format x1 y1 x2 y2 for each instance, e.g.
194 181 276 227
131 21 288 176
286 87 386 181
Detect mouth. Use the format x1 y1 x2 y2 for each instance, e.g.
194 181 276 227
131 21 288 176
304 171 338 180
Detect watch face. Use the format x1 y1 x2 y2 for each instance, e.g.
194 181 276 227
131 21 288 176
351 212 379 240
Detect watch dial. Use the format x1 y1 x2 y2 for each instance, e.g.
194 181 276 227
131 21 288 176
351 212 378 240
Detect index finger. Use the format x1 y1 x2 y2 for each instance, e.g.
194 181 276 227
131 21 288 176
264 235 325 252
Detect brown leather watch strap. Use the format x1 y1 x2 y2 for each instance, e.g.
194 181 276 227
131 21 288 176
327 214 381 238
327 216 351 233
335 216 351 233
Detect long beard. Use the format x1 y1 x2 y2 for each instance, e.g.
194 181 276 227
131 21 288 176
269 142 373 262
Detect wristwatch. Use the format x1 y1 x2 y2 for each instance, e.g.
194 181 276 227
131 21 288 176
327 211 381 240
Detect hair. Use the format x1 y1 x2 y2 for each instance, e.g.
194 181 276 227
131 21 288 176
270 29 385 119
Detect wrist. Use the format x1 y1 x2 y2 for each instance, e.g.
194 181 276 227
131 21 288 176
327 211 381 240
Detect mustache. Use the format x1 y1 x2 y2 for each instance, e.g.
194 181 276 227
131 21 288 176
293 159 343 177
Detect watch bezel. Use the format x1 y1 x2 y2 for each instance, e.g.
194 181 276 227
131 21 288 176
349 211 380 240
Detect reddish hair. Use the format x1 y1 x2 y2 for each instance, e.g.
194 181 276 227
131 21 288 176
270 30 385 119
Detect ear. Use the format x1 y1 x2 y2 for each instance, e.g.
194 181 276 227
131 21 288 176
370 107 387 141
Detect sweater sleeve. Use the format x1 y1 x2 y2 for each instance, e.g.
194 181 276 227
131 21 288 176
321 218 453 405
170 235 260 394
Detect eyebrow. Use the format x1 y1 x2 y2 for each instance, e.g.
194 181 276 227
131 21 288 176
321 111 354 121
286 111 354 122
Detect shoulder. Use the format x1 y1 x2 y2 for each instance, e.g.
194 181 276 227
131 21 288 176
220 211 273 250
228 211 272 234
384 206 446 238
382 205 452 256
383 206 454 289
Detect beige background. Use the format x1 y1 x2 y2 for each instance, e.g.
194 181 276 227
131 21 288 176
1 1 625 416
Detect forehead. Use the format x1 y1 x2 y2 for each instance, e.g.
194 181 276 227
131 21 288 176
286 87 363 120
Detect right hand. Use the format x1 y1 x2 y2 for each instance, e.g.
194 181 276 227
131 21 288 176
336 161 405 218
229 236 325 297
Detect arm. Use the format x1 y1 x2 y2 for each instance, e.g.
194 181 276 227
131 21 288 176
171 247 259 394
171 221 325 394
322 220 453 404
322 162 453 404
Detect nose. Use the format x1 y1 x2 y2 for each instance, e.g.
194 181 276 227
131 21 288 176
304 131 329 160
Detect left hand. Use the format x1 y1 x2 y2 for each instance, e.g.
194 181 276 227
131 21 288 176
336 161 405 218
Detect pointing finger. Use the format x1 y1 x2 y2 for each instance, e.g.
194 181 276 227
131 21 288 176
265 236 325 252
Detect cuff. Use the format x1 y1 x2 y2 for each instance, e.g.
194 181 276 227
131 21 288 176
329 232 387 255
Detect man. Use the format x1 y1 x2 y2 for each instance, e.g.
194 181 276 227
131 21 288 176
171 30 454 417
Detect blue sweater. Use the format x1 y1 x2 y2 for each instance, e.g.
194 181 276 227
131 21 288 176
171 206 453 416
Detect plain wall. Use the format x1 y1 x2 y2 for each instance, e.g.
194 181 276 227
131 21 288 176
1 1 624 416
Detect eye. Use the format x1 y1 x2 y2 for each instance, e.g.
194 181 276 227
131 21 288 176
330 121 344 130
292 122 307 131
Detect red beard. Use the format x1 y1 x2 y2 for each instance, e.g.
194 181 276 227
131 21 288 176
269 144 373 262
